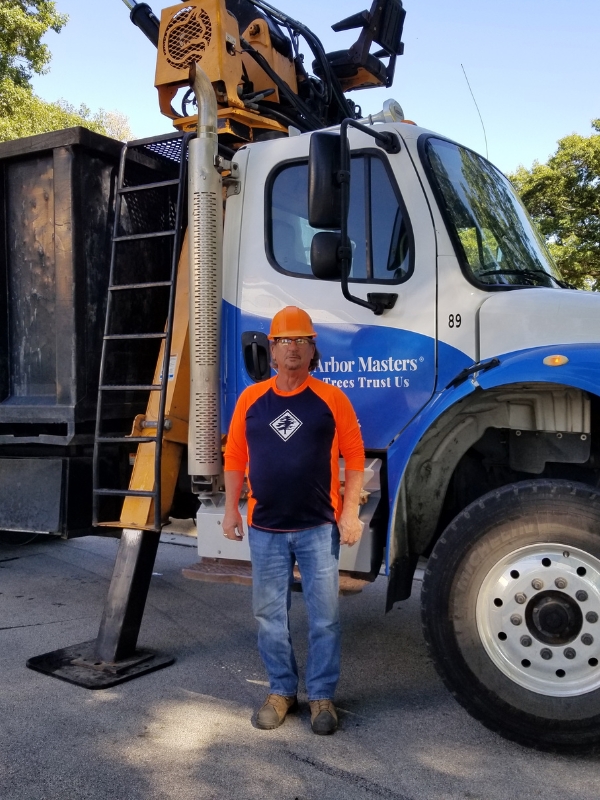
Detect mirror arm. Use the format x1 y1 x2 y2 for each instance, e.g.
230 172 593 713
341 118 401 155
338 119 401 315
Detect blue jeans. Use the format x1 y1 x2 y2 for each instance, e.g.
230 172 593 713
248 523 341 701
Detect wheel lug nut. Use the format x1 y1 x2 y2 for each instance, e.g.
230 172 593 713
531 579 544 590
555 577 568 589
576 590 588 602
520 635 532 647
515 593 527 604
540 648 553 660
586 611 598 623
564 647 576 660
510 614 522 626
581 634 594 646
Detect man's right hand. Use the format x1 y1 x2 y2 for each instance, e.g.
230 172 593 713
222 507 245 540
223 470 246 540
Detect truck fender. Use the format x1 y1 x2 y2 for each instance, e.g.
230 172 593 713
385 342 600 608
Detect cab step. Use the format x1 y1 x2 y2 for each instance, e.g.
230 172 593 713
182 558 371 595
182 558 253 586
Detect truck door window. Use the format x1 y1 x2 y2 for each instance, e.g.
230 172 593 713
268 153 412 283
422 136 562 290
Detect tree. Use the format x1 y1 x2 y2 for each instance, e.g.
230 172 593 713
509 121 600 290
0 1 66 88
0 1 132 142
0 81 133 141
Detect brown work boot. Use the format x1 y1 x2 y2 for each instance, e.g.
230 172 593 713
256 694 298 729
309 699 338 735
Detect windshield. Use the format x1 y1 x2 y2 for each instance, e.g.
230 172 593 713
423 137 563 289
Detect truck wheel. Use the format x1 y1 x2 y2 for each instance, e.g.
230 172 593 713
422 479 600 752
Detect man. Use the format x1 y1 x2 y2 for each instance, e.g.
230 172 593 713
223 306 364 735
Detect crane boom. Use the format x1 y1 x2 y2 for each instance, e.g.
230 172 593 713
125 0 406 147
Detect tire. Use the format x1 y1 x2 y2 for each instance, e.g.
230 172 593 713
422 479 600 752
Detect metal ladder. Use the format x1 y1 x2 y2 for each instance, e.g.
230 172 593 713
93 132 193 533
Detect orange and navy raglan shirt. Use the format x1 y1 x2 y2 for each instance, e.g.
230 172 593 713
224 375 364 532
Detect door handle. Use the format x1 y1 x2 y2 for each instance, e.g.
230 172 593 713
241 331 271 382
251 342 261 379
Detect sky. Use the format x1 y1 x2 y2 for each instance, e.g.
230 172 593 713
31 0 600 174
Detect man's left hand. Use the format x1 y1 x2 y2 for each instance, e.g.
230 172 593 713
338 513 363 547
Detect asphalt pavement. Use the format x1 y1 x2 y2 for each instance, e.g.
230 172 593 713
1 530 599 800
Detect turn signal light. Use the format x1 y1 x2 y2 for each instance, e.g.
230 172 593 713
543 355 569 367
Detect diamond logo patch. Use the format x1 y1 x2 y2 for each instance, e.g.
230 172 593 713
270 409 302 441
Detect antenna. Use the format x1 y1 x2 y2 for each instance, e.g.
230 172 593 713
461 63 488 160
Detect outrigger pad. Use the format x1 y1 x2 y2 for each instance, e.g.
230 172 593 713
26 641 174 689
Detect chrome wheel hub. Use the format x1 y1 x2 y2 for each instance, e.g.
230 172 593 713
476 544 600 696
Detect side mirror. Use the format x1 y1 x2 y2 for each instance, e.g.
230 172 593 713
310 232 343 280
308 118 400 315
308 132 344 229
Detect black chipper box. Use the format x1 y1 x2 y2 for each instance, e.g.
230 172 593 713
0 126 183 535
0 127 124 444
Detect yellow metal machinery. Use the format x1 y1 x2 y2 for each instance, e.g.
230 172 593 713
154 1 294 141
118 235 191 530
129 0 406 143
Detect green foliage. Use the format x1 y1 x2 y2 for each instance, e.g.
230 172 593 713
510 121 600 290
0 2 133 142
0 1 66 88
0 79 133 141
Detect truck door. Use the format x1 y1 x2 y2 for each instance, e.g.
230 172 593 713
231 126 437 450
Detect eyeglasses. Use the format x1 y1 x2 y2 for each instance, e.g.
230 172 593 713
275 337 315 347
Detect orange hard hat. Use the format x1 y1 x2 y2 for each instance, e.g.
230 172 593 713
268 306 317 340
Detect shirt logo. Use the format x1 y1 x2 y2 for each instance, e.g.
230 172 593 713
270 409 302 441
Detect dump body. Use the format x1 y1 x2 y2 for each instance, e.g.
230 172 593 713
0 127 176 535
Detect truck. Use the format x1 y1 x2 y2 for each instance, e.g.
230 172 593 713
3 0 600 752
